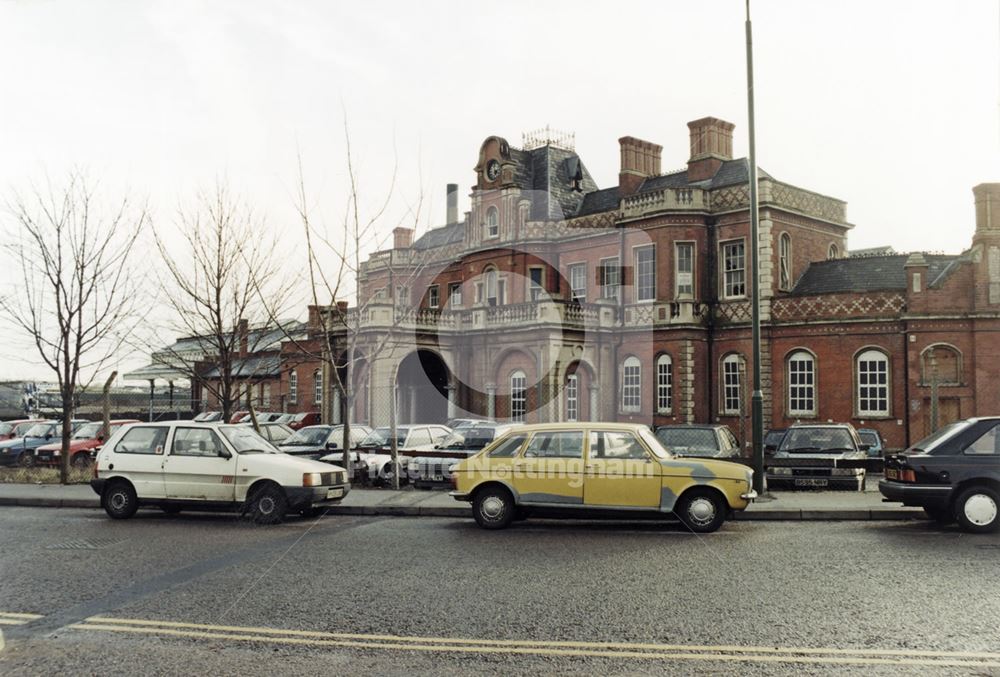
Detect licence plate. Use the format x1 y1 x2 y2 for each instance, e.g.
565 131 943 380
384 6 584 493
794 478 828 487
326 488 344 499
885 468 898 480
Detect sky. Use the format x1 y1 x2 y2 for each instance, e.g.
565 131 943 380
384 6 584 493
0 0 998 382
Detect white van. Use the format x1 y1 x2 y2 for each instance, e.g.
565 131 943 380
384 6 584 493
91 421 350 524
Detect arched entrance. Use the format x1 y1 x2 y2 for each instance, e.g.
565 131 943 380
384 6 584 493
396 350 450 424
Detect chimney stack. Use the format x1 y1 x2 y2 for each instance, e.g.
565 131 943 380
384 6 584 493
687 117 735 182
446 184 459 224
618 136 662 197
237 318 249 357
393 227 414 249
973 183 1000 236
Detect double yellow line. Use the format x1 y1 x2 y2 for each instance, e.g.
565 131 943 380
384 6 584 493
69 616 1000 668
0 612 42 626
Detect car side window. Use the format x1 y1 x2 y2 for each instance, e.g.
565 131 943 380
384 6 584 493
524 431 584 459
964 424 1000 455
114 427 168 455
488 434 527 458
408 428 432 446
589 431 649 460
171 428 226 458
430 427 450 442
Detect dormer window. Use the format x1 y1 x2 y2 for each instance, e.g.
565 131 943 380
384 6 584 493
485 206 499 239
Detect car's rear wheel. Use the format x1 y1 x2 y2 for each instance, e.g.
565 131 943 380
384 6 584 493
955 486 1000 534
102 480 138 520
473 486 515 530
675 488 727 533
71 453 91 469
246 484 288 525
923 505 954 525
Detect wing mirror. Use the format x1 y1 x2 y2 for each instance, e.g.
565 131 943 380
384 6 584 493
859 443 871 452
326 441 339 450
218 448 232 459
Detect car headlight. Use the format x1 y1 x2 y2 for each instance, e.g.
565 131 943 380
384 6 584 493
770 467 793 476
302 472 323 487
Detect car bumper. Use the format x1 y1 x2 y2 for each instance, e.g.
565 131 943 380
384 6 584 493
878 479 952 507
283 484 351 510
766 474 863 489
740 489 758 501
449 490 471 502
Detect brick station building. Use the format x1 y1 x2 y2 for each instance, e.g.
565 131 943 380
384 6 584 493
319 115 1000 452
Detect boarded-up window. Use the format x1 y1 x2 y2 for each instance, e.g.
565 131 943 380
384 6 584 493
921 345 961 385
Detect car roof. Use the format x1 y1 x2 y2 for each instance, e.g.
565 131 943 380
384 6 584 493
501 422 650 433
655 424 723 430
787 423 854 429
119 421 234 429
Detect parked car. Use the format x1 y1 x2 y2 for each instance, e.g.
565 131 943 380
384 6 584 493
0 419 37 442
450 422 756 533
238 412 286 424
446 418 490 431
243 422 294 446
287 412 321 430
0 420 87 468
880 417 1000 533
192 412 223 423
409 423 516 489
228 411 248 424
653 424 740 459
279 424 373 461
91 421 350 523
766 423 867 491
34 419 140 468
856 428 885 457
763 428 787 455
321 424 452 484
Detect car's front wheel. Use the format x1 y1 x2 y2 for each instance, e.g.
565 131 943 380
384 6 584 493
246 484 288 525
472 486 515 530
17 451 34 468
955 486 1000 534
102 480 138 520
675 488 727 533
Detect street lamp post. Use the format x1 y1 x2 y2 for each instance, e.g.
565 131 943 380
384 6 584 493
745 0 765 494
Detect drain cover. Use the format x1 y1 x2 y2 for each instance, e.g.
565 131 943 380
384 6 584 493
46 537 125 550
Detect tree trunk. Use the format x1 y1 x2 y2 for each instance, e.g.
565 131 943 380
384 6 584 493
59 392 73 485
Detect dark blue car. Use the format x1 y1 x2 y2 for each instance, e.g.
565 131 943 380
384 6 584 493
0 420 85 468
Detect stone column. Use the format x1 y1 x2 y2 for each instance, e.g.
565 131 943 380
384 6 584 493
446 384 457 420
486 383 496 420
589 385 600 423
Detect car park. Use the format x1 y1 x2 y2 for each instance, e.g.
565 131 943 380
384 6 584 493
409 422 516 489
653 424 741 459
34 419 139 468
0 419 37 442
0 420 88 468
857 428 885 457
280 424 373 462
91 421 350 524
880 417 1000 533
322 424 452 485
450 422 756 533
766 423 867 491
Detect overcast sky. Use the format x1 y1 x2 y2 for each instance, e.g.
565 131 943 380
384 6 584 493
0 0 998 382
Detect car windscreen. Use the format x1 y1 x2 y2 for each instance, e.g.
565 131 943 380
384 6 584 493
655 428 718 452
72 422 103 439
0 423 13 435
779 428 856 452
858 431 880 446
281 426 332 446
24 423 55 438
360 427 408 447
764 431 785 446
218 426 278 453
905 421 970 454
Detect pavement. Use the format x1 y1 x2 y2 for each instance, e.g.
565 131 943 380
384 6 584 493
0 475 923 520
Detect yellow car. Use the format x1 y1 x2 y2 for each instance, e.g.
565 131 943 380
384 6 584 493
450 422 756 533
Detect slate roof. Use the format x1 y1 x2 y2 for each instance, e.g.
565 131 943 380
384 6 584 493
203 355 282 379
412 221 465 250
790 254 962 295
515 144 600 220
637 159 772 193
578 187 620 216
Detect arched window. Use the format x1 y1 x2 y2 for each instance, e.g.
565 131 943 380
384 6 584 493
510 370 526 422
721 354 744 415
787 351 816 416
313 369 323 406
856 349 889 416
621 357 641 413
921 344 961 386
656 354 672 414
289 370 298 405
565 373 578 422
779 233 792 290
828 243 840 260
485 206 499 238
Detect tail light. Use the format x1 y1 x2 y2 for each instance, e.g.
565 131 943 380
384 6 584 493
899 469 916 482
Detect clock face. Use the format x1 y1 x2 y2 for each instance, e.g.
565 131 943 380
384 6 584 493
485 159 500 181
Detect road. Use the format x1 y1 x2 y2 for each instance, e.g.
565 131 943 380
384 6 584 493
0 506 998 675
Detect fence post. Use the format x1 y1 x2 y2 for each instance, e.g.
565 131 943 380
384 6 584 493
102 371 117 439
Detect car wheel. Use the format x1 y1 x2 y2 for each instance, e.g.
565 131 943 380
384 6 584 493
102 481 138 520
17 451 34 468
675 488 727 533
247 484 288 525
923 505 954 525
954 486 1000 534
71 453 91 469
472 486 515 530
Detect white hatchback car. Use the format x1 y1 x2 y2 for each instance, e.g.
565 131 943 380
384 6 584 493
91 421 350 524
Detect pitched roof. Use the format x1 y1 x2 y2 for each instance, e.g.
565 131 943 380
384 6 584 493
202 355 282 379
637 159 773 194
411 221 465 250
790 254 961 295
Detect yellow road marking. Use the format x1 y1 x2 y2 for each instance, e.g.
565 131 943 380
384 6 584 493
0 612 43 620
72 618 1000 668
0 619 27 626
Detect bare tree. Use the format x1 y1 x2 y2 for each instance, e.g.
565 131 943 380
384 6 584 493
1 172 146 483
260 128 428 485
155 183 291 422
